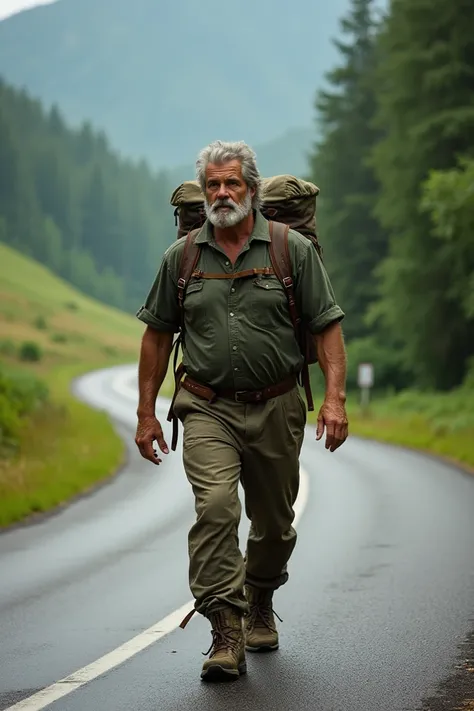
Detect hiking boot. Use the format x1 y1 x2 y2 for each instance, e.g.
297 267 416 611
201 606 246 682
244 585 280 652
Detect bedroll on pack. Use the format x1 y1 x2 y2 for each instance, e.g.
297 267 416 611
170 174 322 258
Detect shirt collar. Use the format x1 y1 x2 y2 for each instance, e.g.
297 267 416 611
194 210 271 244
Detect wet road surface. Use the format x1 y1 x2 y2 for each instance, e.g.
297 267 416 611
1 364 474 711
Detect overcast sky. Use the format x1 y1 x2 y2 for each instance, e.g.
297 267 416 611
0 0 58 21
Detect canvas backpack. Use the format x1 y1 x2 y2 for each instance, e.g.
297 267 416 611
167 175 322 449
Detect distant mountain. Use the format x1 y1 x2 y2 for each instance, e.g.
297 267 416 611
0 0 348 170
168 127 315 186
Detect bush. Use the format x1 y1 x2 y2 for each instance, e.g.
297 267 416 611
65 301 79 311
19 341 42 362
34 315 48 330
0 364 49 449
103 345 118 357
50 332 68 343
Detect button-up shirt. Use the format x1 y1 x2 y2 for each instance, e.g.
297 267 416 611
136 211 344 390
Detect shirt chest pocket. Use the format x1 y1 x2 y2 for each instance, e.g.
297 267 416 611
183 280 208 326
247 276 289 327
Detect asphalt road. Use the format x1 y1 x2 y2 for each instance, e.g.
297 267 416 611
1 364 474 711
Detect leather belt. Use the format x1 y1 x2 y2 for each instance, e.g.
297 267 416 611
181 374 298 404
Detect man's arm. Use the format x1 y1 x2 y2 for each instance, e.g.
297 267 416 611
135 326 174 464
313 321 348 452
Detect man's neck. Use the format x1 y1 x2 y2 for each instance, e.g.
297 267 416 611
213 211 255 245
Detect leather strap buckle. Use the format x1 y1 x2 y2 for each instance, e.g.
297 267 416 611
234 390 263 403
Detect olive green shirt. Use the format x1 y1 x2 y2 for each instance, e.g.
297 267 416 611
137 211 344 389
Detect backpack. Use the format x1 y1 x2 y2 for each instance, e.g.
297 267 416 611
167 175 321 449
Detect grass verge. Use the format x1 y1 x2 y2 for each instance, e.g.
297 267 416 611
0 241 154 528
307 384 474 473
0 362 130 528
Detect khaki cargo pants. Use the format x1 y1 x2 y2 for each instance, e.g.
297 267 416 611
173 384 306 617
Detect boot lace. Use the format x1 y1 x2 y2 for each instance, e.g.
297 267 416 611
247 602 283 633
203 623 241 658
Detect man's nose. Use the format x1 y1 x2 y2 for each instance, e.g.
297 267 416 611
217 184 228 199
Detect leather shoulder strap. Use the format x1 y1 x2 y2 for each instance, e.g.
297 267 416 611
268 221 315 413
177 228 201 309
268 221 291 284
268 221 300 332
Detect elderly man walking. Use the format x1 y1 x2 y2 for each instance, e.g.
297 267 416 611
135 140 348 681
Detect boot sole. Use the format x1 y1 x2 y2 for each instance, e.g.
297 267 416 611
201 661 247 682
245 643 279 652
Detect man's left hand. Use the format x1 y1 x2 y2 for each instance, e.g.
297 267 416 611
316 397 348 452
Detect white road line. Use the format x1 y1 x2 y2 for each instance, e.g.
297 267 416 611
5 372 310 711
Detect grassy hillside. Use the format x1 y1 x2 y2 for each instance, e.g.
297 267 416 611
0 242 142 365
0 242 152 528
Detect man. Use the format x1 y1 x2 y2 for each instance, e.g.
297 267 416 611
135 140 348 682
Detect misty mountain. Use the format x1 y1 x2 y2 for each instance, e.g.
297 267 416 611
0 0 348 171
168 127 315 185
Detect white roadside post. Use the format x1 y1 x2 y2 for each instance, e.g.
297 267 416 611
358 362 374 415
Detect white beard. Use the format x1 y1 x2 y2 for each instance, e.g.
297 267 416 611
205 191 253 228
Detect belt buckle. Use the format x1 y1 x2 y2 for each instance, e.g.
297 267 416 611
235 390 262 403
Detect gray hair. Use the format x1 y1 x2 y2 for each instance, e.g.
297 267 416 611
196 140 262 208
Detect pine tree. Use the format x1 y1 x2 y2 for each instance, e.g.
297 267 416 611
309 0 387 343
371 0 474 389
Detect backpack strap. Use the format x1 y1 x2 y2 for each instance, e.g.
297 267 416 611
177 228 202 321
268 221 314 413
268 221 299 333
167 228 202 450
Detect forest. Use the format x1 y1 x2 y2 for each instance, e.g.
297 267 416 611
0 0 473 394
0 80 174 313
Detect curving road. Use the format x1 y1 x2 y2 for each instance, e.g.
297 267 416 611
1 364 474 711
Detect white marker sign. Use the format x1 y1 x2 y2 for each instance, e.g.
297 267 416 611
358 362 374 389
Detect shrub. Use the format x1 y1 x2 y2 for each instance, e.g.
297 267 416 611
50 332 68 343
19 341 43 362
103 345 118 357
34 315 48 330
0 364 49 449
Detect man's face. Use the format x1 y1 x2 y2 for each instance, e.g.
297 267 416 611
204 159 255 228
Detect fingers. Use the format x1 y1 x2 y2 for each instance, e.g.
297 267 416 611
326 420 348 452
316 412 325 441
139 438 161 465
317 412 348 452
155 430 169 455
135 418 169 465
324 420 336 451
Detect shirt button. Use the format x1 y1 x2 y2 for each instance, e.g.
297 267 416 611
225 261 230 266
232 345 237 351
230 312 234 317
265 284 269 289
231 287 235 293
234 367 238 371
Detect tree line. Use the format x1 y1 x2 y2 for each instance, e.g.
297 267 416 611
309 0 474 392
0 78 174 312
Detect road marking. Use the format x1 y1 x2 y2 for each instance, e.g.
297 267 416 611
4 372 310 711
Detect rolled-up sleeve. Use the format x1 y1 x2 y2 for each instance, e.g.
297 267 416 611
136 256 180 332
295 243 345 334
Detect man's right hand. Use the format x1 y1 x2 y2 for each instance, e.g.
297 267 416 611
135 415 169 465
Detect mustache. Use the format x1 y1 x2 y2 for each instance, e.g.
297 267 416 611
211 199 236 211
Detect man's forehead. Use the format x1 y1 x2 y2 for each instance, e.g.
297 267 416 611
206 160 243 179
